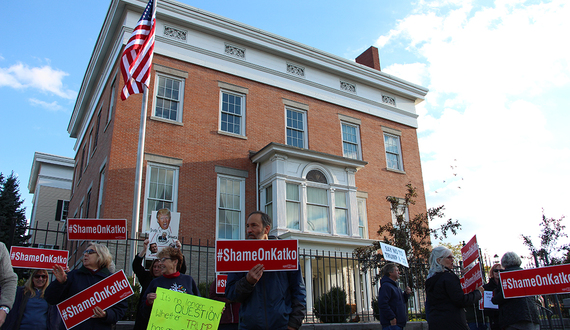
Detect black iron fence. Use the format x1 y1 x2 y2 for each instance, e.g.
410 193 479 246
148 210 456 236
16 223 569 328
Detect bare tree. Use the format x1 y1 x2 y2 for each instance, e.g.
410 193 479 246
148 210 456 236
521 209 569 266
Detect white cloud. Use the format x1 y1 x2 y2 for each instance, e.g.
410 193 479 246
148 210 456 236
378 0 570 257
29 98 65 112
383 62 428 87
0 62 76 99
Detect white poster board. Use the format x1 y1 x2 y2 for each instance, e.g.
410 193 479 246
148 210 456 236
380 242 409 268
146 209 180 259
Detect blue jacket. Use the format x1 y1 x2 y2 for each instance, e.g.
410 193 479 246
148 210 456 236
44 266 127 330
377 275 409 327
226 268 306 330
2 286 60 330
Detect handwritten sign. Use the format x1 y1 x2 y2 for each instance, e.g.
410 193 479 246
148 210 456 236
215 239 298 272
10 246 68 269
461 235 479 268
460 263 483 294
483 291 498 309
148 287 225 330
67 219 127 241
499 263 570 298
57 270 133 329
379 242 409 268
215 274 228 295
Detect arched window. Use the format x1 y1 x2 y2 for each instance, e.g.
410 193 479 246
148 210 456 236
306 169 327 184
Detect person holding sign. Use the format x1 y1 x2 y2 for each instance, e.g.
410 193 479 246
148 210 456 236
483 264 503 330
377 263 411 330
226 211 306 330
45 243 127 330
425 246 484 330
3 269 60 330
491 252 540 330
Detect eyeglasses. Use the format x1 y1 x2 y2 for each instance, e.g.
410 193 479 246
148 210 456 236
34 275 48 279
84 249 97 255
159 257 171 262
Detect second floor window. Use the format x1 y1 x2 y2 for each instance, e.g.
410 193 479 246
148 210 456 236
341 123 361 160
286 108 307 148
220 91 245 135
155 75 183 121
384 133 403 171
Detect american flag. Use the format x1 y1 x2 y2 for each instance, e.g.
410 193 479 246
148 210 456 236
120 0 156 100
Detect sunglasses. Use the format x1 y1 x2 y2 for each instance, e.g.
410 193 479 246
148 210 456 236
34 275 48 279
84 249 97 255
493 269 503 272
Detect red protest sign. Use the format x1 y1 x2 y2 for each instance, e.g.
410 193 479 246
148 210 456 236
10 246 68 269
461 235 479 268
67 219 127 241
57 270 133 329
500 263 570 298
216 274 228 294
215 239 298 273
460 262 483 294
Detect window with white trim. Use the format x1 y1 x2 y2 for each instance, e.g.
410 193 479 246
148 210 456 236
357 198 368 238
87 130 92 165
85 189 91 218
144 164 178 231
265 185 273 223
384 133 403 171
154 74 184 122
341 122 361 160
55 200 69 221
286 183 300 230
220 91 245 135
97 167 105 218
335 191 348 235
286 108 307 148
307 187 328 233
217 176 245 239
107 77 116 125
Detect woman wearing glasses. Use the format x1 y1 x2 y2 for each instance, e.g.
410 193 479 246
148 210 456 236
483 264 504 330
45 243 127 330
425 246 484 330
3 269 60 330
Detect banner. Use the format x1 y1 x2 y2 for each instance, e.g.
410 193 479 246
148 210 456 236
10 246 68 269
57 270 133 329
148 287 225 330
460 262 483 294
461 235 479 268
379 242 409 268
67 219 127 241
500 263 570 298
215 239 298 273
215 274 228 295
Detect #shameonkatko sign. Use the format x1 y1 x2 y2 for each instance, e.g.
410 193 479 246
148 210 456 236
379 242 409 268
148 287 225 330
57 270 133 330
460 262 483 294
215 274 228 295
67 219 127 241
500 263 570 298
215 239 298 273
10 246 68 270
461 235 479 268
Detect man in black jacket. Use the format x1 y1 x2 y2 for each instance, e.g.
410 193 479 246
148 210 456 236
378 263 411 330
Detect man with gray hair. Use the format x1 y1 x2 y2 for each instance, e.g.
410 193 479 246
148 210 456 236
377 263 411 330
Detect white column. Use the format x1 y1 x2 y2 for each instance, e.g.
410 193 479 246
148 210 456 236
304 256 313 315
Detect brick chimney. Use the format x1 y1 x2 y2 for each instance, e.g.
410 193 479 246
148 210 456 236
355 46 381 71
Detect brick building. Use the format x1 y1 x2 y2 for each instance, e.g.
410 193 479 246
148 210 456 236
67 0 428 314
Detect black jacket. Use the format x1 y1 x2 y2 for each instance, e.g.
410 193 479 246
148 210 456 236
425 269 482 330
483 279 500 329
377 275 409 327
491 266 540 328
2 286 60 330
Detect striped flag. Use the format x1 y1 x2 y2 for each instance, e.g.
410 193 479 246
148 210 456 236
120 0 156 100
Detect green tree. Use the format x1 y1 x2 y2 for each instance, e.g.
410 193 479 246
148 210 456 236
0 172 30 247
521 209 568 266
354 184 461 284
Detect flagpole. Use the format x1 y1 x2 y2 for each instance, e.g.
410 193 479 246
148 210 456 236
130 85 149 274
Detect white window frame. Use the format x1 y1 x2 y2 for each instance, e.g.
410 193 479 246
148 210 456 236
107 76 116 128
216 174 246 240
219 89 246 136
87 129 93 165
357 197 368 238
142 163 179 232
152 73 185 123
286 107 308 148
285 182 301 231
264 184 273 223
341 122 362 160
97 166 105 218
384 133 404 171
334 190 349 236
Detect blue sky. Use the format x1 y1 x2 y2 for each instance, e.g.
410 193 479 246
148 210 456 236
1 0 569 262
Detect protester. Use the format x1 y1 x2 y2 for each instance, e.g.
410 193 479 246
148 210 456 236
209 279 240 330
377 263 411 330
142 246 200 328
226 211 306 330
0 242 18 328
491 252 540 330
483 263 504 330
45 242 127 330
425 246 484 330
2 269 60 330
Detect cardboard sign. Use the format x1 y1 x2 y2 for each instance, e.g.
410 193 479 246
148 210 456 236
146 209 180 259
461 235 479 268
67 219 127 241
215 274 228 295
10 246 68 269
499 263 570 298
460 262 483 294
379 242 409 268
148 287 225 330
57 270 133 329
215 239 298 273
